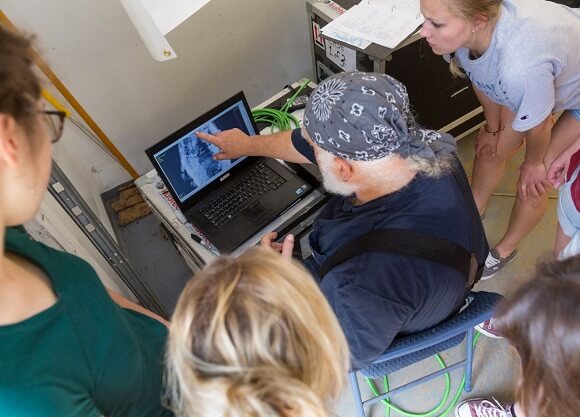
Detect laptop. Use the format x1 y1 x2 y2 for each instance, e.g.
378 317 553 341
146 91 313 253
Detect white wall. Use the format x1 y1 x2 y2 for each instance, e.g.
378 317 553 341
2 0 313 295
32 192 133 299
2 0 313 191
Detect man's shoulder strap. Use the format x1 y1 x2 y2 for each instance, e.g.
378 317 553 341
318 228 475 280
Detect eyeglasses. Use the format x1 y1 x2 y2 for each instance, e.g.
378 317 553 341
37 110 66 143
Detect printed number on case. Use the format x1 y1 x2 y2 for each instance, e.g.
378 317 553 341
325 40 356 72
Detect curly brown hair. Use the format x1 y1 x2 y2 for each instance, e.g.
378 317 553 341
0 24 41 132
496 255 580 417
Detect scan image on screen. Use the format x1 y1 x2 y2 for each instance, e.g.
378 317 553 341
153 100 255 203
178 125 233 191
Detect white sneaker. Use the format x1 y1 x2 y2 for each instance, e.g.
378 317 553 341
475 317 504 339
455 398 515 417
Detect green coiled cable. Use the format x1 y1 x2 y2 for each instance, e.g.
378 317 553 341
251 79 310 133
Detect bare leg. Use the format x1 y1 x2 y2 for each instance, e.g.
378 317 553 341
471 107 524 215
474 107 553 259
471 154 508 215
495 191 548 258
554 223 572 257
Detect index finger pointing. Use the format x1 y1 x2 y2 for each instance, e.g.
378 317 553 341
195 131 220 145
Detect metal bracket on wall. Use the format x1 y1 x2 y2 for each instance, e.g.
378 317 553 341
48 161 168 318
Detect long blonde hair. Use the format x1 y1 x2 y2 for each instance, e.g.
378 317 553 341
443 0 502 77
165 247 349 417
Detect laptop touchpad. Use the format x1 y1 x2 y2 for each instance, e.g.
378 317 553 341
245 201 275 225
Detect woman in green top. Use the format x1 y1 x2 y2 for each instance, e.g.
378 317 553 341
0 25 172 417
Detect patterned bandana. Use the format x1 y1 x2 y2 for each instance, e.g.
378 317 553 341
303 72 457 161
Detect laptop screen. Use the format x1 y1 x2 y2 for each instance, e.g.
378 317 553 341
151 98 256 203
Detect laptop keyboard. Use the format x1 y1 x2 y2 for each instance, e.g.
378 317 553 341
199 162 286 229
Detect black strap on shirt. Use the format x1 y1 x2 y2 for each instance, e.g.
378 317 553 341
319 155 484 288
319 228 473 279
449 154 485 286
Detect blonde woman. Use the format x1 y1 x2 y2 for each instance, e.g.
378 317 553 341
166 247 349 417
419 0 580 278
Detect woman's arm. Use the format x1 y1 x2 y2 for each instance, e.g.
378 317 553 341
107 289 169 327
547 135 580 188
472 86 503 157
544 112 580 171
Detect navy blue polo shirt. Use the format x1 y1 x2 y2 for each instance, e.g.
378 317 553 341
291 129 488 370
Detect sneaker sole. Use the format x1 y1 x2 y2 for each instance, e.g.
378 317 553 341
475 325 504 339
480 271 499 281
480 251 518 281
455 398 513 417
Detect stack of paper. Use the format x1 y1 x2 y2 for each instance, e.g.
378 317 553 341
321 0 424 50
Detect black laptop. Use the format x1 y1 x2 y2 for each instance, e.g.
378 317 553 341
146 92 313 253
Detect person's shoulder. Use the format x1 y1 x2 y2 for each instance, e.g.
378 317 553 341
376 173 466 224
45 247 106 293
6 227 93 272
407 171 462 201
501 0 578 49
8 229 111 299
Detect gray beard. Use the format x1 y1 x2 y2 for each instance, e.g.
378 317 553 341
318 161 358 197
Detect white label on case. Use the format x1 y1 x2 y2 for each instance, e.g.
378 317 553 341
325 40 356 72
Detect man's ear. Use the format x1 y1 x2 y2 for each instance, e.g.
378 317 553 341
334 157 354 182
0 114 20 168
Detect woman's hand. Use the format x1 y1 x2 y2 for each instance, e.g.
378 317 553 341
518 161 551 200
547 150 573 189
475 125 501 158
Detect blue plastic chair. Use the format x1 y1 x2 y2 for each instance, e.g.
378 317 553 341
349 291 503 417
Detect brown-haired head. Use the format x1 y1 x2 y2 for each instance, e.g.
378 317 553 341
0 24 41 132
165 247 350 417
495 255 580 417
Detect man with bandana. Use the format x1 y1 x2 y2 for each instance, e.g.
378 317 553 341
196 72 488 369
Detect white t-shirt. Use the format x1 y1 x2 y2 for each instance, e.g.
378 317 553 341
453 0 580 132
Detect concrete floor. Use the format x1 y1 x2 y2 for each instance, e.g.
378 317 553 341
334 132 559 417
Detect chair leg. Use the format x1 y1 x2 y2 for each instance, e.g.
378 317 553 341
349 371 367 417
465 327 474 392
